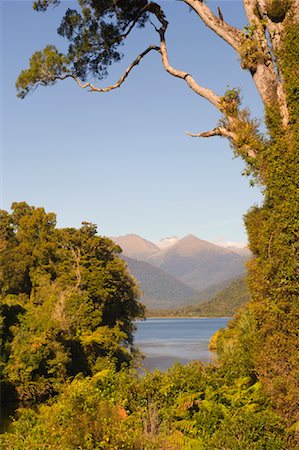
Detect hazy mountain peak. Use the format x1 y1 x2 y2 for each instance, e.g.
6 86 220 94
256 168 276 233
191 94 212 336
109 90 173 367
211 239 247 249
181 234 202 242
156 236 180 249
210 240 251 257
171 234 215 254
111 234 159 260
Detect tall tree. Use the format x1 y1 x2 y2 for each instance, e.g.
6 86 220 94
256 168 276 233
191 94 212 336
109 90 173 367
17 0 299 427
0 203 144 403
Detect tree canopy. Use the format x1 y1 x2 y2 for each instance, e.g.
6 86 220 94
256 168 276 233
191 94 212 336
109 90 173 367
0 202 144 403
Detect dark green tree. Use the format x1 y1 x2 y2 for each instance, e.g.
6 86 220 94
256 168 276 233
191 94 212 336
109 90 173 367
0 203 144 403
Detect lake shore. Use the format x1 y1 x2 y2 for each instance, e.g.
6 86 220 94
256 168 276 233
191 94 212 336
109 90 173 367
144 315 231 319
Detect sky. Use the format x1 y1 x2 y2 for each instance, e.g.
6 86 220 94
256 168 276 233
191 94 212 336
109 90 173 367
1 1 264 245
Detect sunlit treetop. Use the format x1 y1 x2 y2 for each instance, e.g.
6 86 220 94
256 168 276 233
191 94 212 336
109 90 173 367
18 0 153 98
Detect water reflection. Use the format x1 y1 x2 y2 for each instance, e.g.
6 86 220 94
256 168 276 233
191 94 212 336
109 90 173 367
135 318 230 371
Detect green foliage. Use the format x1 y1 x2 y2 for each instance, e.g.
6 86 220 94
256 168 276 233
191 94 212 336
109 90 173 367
220 87 242 116
243 24 258 38
33 0 60 11
0 372 142 450
16 46 69 98
218 89 265 184
17 0 150 97
0 202 144 403
226 17 299 432
186 277 249 318
1 363 289 449
209 20 299 437
277 21 299 131
239 33 267 73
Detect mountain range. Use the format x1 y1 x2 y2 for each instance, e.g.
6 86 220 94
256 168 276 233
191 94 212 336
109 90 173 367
112 234 251 309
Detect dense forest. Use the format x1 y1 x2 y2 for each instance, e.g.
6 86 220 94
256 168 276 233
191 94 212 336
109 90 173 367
0 203 144 405
1 0 299 448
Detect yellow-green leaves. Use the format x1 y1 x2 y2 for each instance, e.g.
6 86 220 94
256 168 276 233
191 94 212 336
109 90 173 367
16 45 69 98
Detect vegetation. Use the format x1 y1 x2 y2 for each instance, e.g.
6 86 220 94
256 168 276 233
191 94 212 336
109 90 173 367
1 362 289 449
0 204 297 448
0 202 144 405
147 277 250 318
1 0 298 448
0 204 296 449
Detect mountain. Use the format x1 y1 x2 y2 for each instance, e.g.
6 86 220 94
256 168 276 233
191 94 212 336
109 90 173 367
224 246 252 257
147 235 248 291
156 236 180 249
112 234 160 260
211 240 252 257
123 256 198 309
111 233 250 302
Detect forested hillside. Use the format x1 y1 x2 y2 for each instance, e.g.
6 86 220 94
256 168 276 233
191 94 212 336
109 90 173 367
148 277 250 317
123 256 199 309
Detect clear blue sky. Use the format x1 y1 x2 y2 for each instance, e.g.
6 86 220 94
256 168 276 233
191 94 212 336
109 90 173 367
1 1 263 244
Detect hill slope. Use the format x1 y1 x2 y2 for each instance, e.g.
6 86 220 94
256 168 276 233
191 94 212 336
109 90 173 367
147 278 250 317
123 256 198 309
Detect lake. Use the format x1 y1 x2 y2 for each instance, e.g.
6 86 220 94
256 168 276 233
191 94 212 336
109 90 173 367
135 318 230 371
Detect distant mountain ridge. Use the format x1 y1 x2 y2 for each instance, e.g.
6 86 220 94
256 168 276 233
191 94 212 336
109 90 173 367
148 235 246 291
111 234 251 309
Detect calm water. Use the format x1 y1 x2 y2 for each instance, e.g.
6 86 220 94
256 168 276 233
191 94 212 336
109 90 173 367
135 318 230 371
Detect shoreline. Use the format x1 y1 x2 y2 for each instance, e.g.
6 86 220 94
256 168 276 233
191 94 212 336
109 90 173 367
143 316 232 319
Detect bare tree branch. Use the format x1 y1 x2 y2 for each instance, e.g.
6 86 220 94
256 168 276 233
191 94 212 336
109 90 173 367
186 126 237 139
186 127 256 158
56 1 259 158
57 45 160 92
252 0 296 127
255 0 284 48
149 7 259 159
182 1 288 126
182 0 244 51
242 1 285 118
56 5 223 113
155 10 223 111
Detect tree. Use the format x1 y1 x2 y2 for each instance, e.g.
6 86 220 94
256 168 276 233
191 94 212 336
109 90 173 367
0 203 144 403
16 0 298 429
